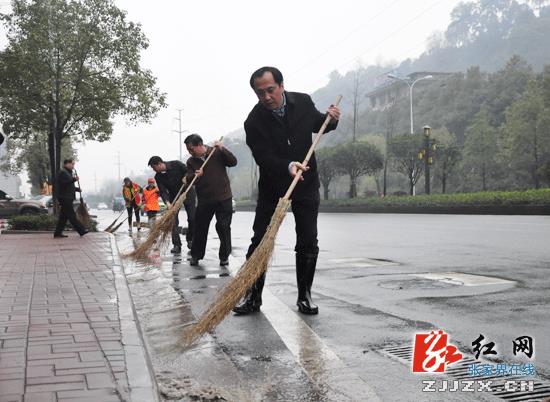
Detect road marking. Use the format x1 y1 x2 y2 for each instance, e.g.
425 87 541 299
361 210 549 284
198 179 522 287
225 259 381 400
411 272 515 287
260 289 381 401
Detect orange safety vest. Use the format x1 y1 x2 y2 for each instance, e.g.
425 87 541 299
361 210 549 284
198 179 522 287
122 183 141 207
142 186 160 212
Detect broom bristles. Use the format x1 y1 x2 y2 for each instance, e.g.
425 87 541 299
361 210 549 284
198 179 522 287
109 219 125 233
76 202 92 228
125 192 188 261
183 198 291 345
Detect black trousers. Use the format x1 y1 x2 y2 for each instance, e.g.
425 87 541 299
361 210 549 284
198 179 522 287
146 210 158 222
54 198 86 236
246 194 320 259
172 189 197 247
126 202 140 227
191 198 233 260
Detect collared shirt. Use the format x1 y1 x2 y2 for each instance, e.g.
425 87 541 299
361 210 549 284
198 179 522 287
272 92 287 118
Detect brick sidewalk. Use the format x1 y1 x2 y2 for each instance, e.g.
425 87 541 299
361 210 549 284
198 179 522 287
0 233 157 402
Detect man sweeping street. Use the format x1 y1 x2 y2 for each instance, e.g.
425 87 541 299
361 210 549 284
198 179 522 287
148 156 196 254
233 66 340 316
122 177 142 232
53 158 88 238
184 134 237 267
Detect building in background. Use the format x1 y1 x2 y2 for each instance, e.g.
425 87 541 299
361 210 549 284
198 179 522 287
0 139 22 198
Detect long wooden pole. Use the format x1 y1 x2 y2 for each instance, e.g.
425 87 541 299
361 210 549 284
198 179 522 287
283 95 342 200
170 136 224 204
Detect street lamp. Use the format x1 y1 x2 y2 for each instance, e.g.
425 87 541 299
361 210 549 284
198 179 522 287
420 125 436 195
387 73 433 134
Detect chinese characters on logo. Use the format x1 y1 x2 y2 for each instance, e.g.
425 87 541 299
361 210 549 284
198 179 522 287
412 330 463 373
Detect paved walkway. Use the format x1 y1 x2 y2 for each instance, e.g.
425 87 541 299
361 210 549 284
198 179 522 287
0 233 158 402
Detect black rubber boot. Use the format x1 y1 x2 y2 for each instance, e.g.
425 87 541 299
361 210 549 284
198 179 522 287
233 273 265 315
296 253 319 315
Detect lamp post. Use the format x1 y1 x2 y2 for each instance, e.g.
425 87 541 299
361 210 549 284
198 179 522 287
387 73 433 134
420 125 436 195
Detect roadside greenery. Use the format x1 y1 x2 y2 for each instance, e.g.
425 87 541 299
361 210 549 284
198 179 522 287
7 214 98 231
319 189 550 208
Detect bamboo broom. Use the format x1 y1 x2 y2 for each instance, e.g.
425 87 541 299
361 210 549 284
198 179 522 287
74 170 92 228
105 191 139 233
126 137 223 261
183 96 342 345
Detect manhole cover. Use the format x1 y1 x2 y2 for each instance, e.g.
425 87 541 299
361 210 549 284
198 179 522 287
379 278 460 290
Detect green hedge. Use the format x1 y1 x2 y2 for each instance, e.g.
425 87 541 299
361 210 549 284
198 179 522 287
237 189 550 208
7 214 98 231
320 189 550 208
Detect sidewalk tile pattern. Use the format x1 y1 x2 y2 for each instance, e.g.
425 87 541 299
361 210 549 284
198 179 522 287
0 234 127 401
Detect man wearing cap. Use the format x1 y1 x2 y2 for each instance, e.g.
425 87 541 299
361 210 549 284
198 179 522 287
142 178 160 223
122 177 142 232
148 156 196 254
53 158 88 238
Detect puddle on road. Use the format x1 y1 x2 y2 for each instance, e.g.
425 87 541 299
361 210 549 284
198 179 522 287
117 234 265 401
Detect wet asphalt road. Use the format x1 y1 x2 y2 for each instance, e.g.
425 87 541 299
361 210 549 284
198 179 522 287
94 209 550 401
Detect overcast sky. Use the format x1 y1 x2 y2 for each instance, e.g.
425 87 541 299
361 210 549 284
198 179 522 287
2 0 464 194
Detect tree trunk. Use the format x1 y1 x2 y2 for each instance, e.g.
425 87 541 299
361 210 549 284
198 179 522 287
321 182 330 200
382 159 388 196
409 172 414 196
349 176 357 198
481 164 487 191
533 127 540 189
441 160 447 194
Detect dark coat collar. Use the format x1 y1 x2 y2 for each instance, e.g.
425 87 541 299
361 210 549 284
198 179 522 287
257 91 295 118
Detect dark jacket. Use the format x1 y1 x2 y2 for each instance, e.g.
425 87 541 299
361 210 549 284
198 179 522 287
56 168 80 200
154 160 189 203
244 91 338 201
186 145 237 205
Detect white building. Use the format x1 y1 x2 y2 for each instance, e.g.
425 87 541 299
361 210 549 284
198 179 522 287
0 140 22 198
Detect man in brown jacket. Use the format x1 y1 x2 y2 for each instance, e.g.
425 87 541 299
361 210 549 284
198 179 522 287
184 134 237 266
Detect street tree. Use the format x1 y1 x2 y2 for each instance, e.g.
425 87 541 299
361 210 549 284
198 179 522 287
462 109 500 191
503 79 550 189
2 133 75 195
0 0 166 199
431 128 461 193
387 133 425 195
333 140 383 198
316 146 339 200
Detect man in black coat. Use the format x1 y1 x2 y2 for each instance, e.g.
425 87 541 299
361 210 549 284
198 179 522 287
233 66 340 316
53 158 88 238
148 156 197 254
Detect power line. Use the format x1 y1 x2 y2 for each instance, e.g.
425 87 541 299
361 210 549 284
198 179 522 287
293 0 403 74
302 0 447 91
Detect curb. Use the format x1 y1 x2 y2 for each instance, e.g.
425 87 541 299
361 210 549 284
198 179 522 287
107 233 161 402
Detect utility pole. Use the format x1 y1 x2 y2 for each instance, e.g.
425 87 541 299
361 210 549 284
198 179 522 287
115 152 122 183
174 109 184 160
421 125 436 195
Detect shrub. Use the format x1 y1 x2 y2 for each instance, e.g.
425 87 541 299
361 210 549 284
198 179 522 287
8 214 98 231
320 189 550 208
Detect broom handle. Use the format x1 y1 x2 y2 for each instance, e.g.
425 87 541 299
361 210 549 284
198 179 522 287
171 136 224 203
73 169 84 203
283 96 342 200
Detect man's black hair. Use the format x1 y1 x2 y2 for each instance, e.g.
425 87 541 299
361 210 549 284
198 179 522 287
249 66 283 89
148 156 163 166
184 134 203 146
63 158 75 164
